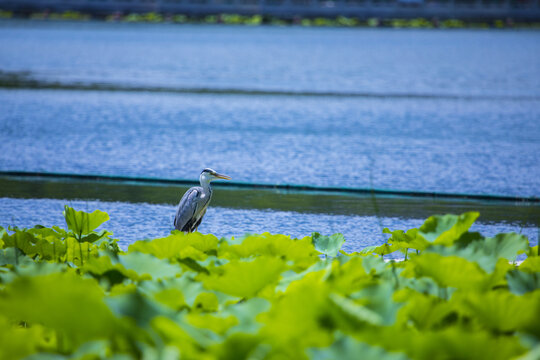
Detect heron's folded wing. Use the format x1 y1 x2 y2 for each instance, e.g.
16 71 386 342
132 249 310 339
174 188 200 230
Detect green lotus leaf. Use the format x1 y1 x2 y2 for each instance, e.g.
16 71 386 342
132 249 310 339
186 313 238 335
402 253 488 290
119 252 181 280
309 333 409 360
371 242 403 256
129 232 218 261
352 245 379 255
193 292 219 312
361 255 388 275
506 270 540 295
411 327 526 360
259 271 334 358
426 233 529 273
26 225 63 240
277 260 332 293
2 228 37 253
0 247 34 267
418 212 479 246
399 276 450 298
384 228 429 251
152 288 187 311
202 256 286 298
138 273 205 308
65 236 97 267
221 297 270 335
106 290 172 329
220 233 318 270
394 289 455 330
358 324 527 360
82 254 142 283
151 316 217 359
78 229 113 244
24 340 113 360
63 206 109 238
329 292 384 326
209 333 262 360
0 316 53 360
454 290 540 334
349 282 402 325
326 256 375 295
519 256 540 273
312 233 346 257
0 272 120 351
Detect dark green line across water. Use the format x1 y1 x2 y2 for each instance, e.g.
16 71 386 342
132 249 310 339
1 172 538 227
2 71 540 101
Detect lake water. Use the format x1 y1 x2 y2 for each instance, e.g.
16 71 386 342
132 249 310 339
0 21 539 250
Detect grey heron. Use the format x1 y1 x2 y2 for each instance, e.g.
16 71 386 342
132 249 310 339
174 168 231 232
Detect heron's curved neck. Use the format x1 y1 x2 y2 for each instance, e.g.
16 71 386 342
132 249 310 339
199 175 212 195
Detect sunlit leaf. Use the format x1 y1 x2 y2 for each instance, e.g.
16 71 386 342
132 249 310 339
426 233 529 272
455 289 540 334
202 256 285 298
402 253 488 290
418 212 479 246
260 271 334 358
519 256 540 273
220 233 318 270
129 232 218 261
0 272 120 350
383 228 429 251
63 206 109 238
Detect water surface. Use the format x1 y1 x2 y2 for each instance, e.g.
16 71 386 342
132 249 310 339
1 21 540 97
0 89 538 196
1 21 538 246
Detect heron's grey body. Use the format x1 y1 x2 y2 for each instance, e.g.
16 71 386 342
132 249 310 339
174 169 230 232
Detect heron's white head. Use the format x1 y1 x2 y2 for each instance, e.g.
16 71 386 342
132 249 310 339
200 168 231 184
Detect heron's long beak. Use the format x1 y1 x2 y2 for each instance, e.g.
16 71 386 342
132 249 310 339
215 173 231 180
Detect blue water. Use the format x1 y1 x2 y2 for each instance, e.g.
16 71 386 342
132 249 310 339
1 21 540 97
0 21 539 249
0 89 539 196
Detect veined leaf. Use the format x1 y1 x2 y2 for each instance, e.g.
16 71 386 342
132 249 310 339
129 232 218 261
202 256 285 298
418 212 479 246
312 233 346 257
0 272 120 350
383 228 429 251
220 233 318 270
519 256 540 273
63 206 109 238
402 253 488 290
260 271 334 358
426 233 529 273
455 290 540 334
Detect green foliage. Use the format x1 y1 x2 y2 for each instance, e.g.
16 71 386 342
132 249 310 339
62 205 110 240
0 208 538 359
312 232 346 257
